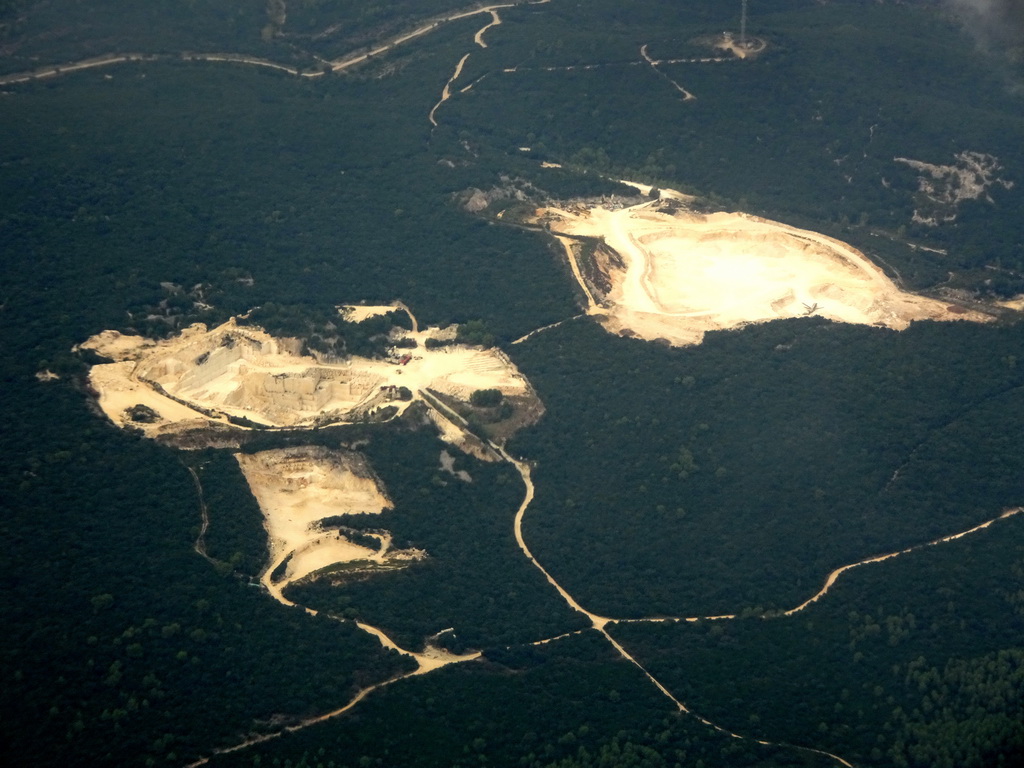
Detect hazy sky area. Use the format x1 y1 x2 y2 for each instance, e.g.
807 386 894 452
948 0 1024 46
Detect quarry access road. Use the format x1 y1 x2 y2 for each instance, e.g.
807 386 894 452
495 445 854 768
328 0 548 73
185 669 416 768
610 508 1024 626
0 0 550 86
0 51 322 85
427 1 531 125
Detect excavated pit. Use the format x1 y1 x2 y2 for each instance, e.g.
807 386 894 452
537 197 991 346
235 446 422 602
79 314 535 442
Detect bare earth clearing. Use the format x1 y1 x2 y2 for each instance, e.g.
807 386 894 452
235 446 421 604
894 151 1013 226
80 313 532 437
536 194 989 346
78 308 528 675
710 32 767 60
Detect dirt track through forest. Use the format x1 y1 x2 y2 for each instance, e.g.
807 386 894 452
428 2 528 126
186 465 216 566
612 506 1024 628
640 44 696 101
496 444 855 767
0 1 550 86
781 507 1024 616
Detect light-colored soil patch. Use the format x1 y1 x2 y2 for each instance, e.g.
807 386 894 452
535 194 990 346
894 151 1012 226
710 32 767 60
80 313 532 443
235 445 479 677
421 392 502 461
89 359 222 435
616 178 695 203
77 328 157 359
439 450 473 482
338 304 400 323
236 446 415 598
998 296 1024 311
354 622 480 675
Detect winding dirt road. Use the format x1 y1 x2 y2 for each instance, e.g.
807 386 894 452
429 52 471 126
427 2 541 126
330 1 546 75
186 465 216 566
640 44 696 101
0 1 550 87
494 444 855 767
782 506 1023 616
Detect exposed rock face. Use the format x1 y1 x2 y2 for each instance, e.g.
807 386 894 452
131 321 382 428
462 188 490 213
894 151 1013 225
457 176 543 213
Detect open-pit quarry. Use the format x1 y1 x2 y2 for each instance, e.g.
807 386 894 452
79 306 537 606
77 305 531 682
536 195 989 346
80 311 533 440
235 446 423 605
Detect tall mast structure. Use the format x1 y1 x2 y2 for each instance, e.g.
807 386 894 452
740 0 748 48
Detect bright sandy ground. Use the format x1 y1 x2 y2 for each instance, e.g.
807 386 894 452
236 446 476 674
712 32 767 60
80 313 531 436
338 304 403 324
538 196 989 346
235 446 420 601
77 308 526 667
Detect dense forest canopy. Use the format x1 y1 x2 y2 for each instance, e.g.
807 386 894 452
1 1 1023 766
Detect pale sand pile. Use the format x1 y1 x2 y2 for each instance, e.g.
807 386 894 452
615 178 695 203
80 316 531 437
709 32 767 60
339 304 400 323
236 446 417 600
539 198 989 346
